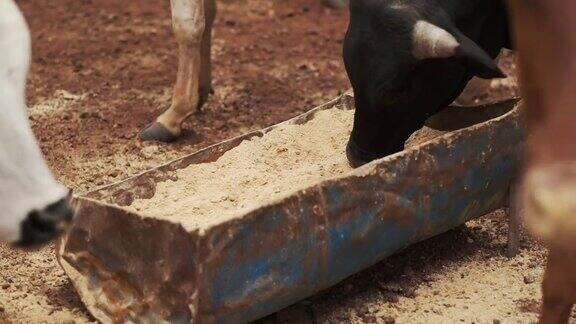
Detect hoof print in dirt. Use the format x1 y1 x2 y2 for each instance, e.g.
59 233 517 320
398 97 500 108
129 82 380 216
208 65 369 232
140 122 178 143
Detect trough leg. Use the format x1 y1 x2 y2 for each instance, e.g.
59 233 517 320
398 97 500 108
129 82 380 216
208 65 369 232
507 181 521 258
141 0 208 142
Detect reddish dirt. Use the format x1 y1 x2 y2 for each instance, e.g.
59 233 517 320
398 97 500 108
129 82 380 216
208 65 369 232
19 0 349 193
0 0 557 322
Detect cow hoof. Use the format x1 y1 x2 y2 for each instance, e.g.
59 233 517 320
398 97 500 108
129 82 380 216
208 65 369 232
322 0 348 9
140 122 179 142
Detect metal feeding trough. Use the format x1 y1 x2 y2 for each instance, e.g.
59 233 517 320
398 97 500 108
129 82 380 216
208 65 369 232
57 94 524 323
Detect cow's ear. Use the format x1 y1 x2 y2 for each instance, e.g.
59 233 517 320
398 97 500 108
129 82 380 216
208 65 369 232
412 21 505 79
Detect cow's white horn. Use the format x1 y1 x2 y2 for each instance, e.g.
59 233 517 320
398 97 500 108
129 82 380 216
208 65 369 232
412 20 460 59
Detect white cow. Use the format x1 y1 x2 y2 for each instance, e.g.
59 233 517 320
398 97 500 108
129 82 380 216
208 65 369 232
0 0 72 246
139 0 348 142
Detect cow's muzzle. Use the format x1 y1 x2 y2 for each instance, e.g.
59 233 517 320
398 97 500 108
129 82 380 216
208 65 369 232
346 138 401 168
15 197 73 247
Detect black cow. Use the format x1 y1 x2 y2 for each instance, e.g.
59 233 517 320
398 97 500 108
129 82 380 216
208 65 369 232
344 0 511 167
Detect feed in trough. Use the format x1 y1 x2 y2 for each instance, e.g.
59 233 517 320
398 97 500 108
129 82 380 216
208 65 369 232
126 104 449 231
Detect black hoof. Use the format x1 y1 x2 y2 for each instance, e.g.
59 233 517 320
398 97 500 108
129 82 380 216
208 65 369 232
140 122 179 142
322 0 348 9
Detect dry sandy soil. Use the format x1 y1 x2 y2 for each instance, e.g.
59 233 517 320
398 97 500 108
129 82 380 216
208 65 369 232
0 0 568 323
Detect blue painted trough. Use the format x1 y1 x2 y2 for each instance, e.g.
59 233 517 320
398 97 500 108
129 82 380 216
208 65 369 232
57 94 524 323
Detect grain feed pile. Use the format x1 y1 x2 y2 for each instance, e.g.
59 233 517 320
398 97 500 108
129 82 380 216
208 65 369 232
126 107 446 232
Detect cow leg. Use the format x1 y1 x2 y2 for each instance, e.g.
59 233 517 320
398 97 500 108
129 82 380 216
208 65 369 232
540 247 575 324
198 0 216 109
141 0 206 142
520 166 576 323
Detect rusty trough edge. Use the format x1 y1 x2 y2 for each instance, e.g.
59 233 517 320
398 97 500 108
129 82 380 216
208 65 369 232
57 94 524 323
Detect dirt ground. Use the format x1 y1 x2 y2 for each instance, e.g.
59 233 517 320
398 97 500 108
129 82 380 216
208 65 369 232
0 0 566 323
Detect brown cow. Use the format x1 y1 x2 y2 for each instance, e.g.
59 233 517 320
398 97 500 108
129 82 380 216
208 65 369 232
508 0 576 323
139 0 347 142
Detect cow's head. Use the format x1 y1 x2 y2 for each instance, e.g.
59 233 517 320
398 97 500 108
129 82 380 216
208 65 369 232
344 1 508 167
0 0 73 246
